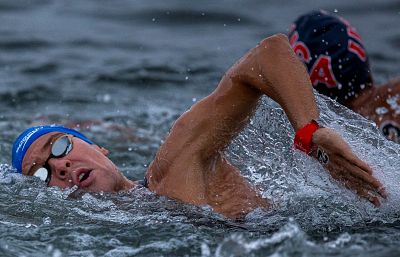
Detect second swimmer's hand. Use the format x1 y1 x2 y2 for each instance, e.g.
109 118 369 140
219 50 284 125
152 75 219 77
311 128 387 206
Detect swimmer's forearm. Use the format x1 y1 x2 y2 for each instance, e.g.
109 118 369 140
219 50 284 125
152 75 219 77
232 34 319 131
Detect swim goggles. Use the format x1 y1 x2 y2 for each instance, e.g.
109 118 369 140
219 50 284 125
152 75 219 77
32 135 73 184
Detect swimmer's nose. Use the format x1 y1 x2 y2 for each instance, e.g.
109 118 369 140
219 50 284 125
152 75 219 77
47 158 72 181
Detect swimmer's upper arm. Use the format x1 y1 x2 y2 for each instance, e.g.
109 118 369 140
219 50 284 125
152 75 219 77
146 34 320 201
163 34 320 160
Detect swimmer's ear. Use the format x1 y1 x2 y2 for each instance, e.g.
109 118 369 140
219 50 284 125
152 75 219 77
94 145 110 156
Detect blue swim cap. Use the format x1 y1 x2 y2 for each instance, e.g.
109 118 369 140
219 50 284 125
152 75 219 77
12 125 94 173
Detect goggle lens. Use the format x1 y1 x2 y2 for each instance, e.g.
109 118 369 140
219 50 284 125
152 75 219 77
51 136 71 156
32 135 73 183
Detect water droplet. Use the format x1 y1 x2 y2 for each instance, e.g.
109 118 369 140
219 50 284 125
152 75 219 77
43 216 51 225
375 106 389 115
103 94 111 103
192 98 197 102
152 18 156 22
128 147 132 151
386 95 400 114
185 76 189 80
47 245 54 252
53 249 62 257
334 9 338 13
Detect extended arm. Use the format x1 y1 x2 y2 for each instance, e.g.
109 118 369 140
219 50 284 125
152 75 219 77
219 34 386 206
146 34 385 219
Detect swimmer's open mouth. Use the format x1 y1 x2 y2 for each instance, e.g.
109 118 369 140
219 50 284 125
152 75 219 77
79 170 92 183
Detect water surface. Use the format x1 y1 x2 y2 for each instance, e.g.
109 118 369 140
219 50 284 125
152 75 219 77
0 0 399 256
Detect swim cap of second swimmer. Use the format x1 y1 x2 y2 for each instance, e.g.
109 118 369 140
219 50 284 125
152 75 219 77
288 10 373 106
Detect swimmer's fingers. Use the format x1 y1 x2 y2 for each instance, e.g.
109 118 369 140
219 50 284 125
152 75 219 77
348 181 381 207
328 154 387 200
338 175 382 207
337 144 373 175
336 154 387 199
313 128 387 199
327 163 382 206
337 142 387 199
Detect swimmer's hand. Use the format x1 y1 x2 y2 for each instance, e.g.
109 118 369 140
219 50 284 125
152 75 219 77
312 128 387 206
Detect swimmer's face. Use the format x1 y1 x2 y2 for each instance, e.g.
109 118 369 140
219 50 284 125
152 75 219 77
21 132 133 192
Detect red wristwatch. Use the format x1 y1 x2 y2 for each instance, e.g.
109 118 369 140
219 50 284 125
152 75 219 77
294 119 321 155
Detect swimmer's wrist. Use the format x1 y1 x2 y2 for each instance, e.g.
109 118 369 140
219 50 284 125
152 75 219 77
294 119 323 155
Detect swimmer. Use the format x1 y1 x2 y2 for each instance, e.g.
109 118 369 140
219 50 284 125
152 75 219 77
288 10 400 143
10 34 386 219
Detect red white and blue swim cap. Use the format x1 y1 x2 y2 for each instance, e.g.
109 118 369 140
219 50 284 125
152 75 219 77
288 10 373 106
12 125 93 173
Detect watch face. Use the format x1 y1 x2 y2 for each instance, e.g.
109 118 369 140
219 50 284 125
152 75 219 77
317 147 329 165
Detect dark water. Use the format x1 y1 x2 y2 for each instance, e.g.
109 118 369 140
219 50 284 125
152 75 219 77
0 0 399 256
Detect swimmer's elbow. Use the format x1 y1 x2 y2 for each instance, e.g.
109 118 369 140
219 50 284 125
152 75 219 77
259 33 290 48
257 33 292 58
